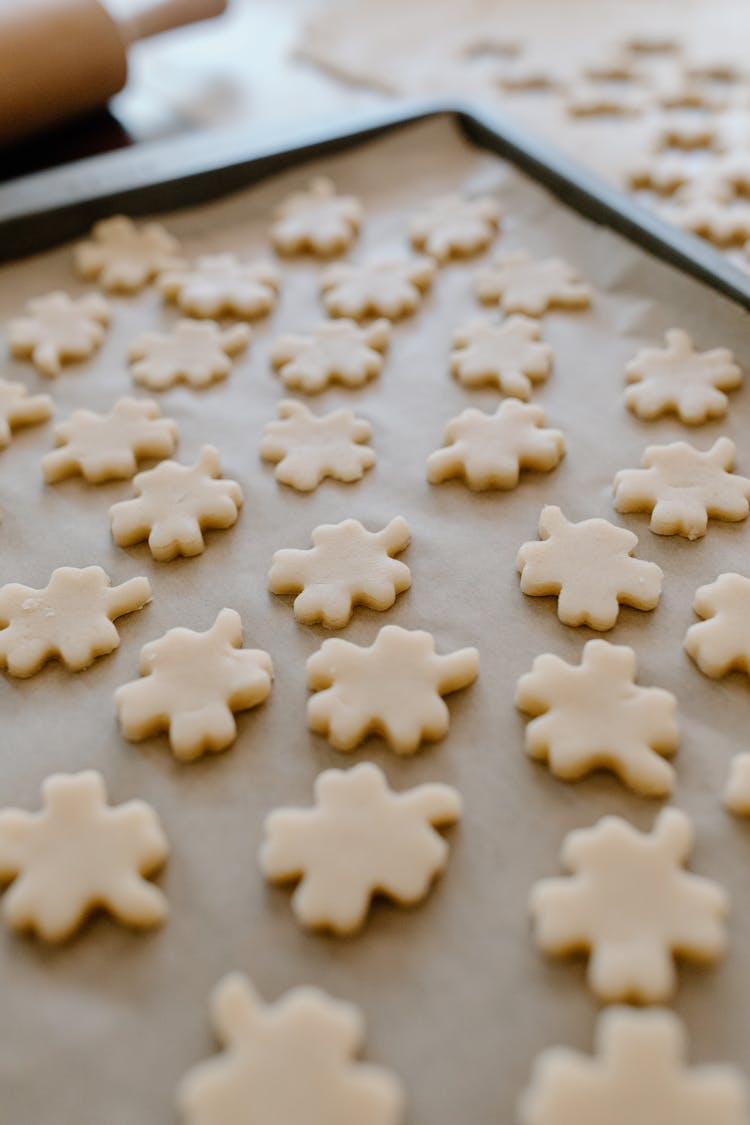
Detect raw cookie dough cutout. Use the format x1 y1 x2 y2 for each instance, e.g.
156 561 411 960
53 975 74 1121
0 565 150 677
270 319 390 393
115 608 273 761
260 399 375 491
516 640 679 796
74 215 184 293
427 400 564 490
109 445 243 561
307 624 479 753
270 176 363 256
684 572 750 678
260 762 460 933
564 83 645 117
725 754 750 816
320 256 436 320
0 379 52 448
450 315 553 397
0 771 167 941
8 291 111 377
663 183 750 247
624 329 742 423
517 505 663 630
128 320 251 390
160 255 280 319
177 973 405 1125
475 250 591 316
530 807 728 1003
268 516 410 628
409 192 501 263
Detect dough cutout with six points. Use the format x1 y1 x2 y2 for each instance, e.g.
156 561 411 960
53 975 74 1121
475 250 591 315
74 215 184 293
625 329 742 423
0 379 52 448
128 320 251 391
450 315 554 397
409 193 501 262
270 318 391 393
260 399 375 491
160 255 280 319
270 176 363 256
8 291 111 377
684 572 750 678
320 256 436 320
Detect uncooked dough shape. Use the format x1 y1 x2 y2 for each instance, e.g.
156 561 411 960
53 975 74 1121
177 972 405 1125
475 250 591 316
7 291 111 377
128 320 251 390
530 807 728 1003
652 116 722 152
320 256 436 320
42 396 178 484
517 505 663 630
450 315 553 398
109 445 243 561
684 572 750 679
516 639 679 796
260 399 375 491
259 761 461 933
270 176 363 256
427 400 564 490
74 215 184 293
625 329 742 423
270 318 390 393
564 82 644 117
160 255 281 319
307 624 479 753
725 753 750 816
0 770 167 941
662 181 750 248
0 565 151 677
268 516 410 628
115 608 273 761
0 378 52 448
409 192 501 263
518 1007 750 1125
613 436 750 539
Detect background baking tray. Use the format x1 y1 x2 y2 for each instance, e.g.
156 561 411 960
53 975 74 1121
2 105 750 1125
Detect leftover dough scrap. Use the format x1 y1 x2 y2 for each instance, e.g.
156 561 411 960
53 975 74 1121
128 320 251 391
42 396 178 484
517 505 663 630
684 572 750 679
270 318 390 393
320 256 435 320
115 608 273 761
0 770 167 941
624 328 742 424
475 250 591 316
0 379 52 448
177 973 405 1125
530 807 728 1003
160 255 280 319
268 516 410 628
0 565 150 677
260 761 461 933
260 399 375 491
724 753 750 816
516 639 679 796
307 624 479 753
518 1007 750 1125
427 400 564 490
613 436 750 539
109 445 243 561
7 291 111 377
270 176 363 256
74 215 184 293
409 192 501 263
450 314 553 398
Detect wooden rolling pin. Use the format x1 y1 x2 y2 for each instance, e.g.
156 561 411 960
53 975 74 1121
0 0 228 145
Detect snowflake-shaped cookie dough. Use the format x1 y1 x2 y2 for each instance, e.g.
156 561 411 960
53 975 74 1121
625 329 742 423
270 176 363 256
516 640 679 796
0 770 167 940
409 193 501 263
0 566 150 677
307 624 479 753
42 396 178 484
128 320 251 391
270 318 391 393
449 315 554 397
74 215 184 293
517 505 663 630
7 291 111 377
0 378 52 448
613 436 750 539
725 753 750 816
564 82 644 117
518 1007 750 1125
115 608 273 761
684 572 750 678
260 762 461 933
109 445 243 561
268 516 411 628
475 251 591 316
531 807 728 1002
427 400 564 490
320 256 436 320
160 255 281 319
260 399 375 492
664 183 750 248
652 116 722 152
177 973 404 1125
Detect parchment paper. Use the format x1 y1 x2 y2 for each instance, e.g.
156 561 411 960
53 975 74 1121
2 116 750 1125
